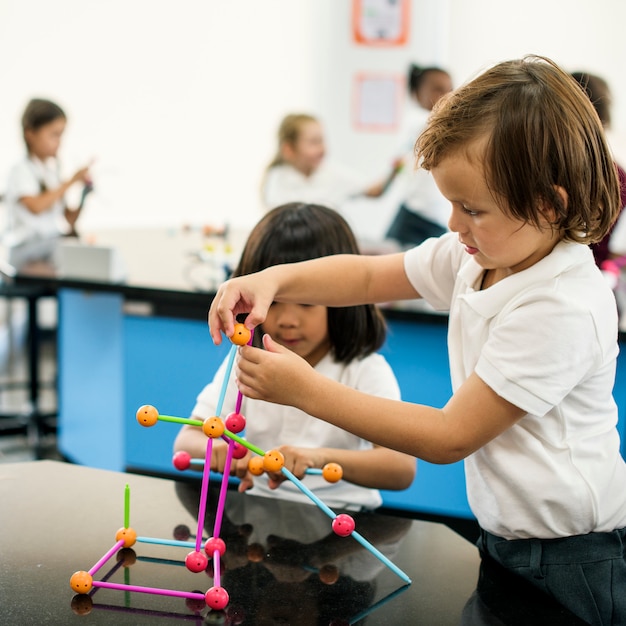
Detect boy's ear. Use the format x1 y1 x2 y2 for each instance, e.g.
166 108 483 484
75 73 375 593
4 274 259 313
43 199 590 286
539 185 568 223
553 185 569 211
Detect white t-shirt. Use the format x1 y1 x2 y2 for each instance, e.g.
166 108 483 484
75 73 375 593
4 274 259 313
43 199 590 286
405 232 626 539
4 155 65 242
262 162 365 212
3 155 65 266
193 351 401 510
394 105 450 228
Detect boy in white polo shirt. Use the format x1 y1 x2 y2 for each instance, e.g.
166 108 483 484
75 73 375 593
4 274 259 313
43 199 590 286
208 56 626 625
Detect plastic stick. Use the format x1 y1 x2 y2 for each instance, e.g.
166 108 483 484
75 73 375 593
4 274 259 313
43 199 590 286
350 531 411 584
137 555 186 567
213 438 235 538
88 539 125 575
137 536 201 549
82 602 206 621
215 345 237 416
234 391 243 415
212 550 221 587
124 484 130 528
280 467 337 518
92 580 206 600
222 429 265 456
124 568 130 607
349 583 411 624
195 437 213 552
280 467 411 584
157 415 203 426
234 329 253 414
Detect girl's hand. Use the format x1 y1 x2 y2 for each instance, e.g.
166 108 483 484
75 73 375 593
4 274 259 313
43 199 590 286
264 444 325 489
236 334 318 408
208 273 277 345
211 439 256 492
70 165 91 185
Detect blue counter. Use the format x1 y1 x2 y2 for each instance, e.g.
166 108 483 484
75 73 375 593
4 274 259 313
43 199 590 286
54 286 626 521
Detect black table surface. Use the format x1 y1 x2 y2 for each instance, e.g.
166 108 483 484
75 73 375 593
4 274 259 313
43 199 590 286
0 461 586 625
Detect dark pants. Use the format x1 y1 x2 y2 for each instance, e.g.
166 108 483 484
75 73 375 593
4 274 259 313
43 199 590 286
478 527 626 625
385 204 447 247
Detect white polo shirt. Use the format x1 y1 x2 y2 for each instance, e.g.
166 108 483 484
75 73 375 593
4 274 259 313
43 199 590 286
193 351 401 510
405 232 626 539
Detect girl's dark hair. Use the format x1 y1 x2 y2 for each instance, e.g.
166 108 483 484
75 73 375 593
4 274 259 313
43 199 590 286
22 98 66 135
570 72 612 128
417 55 621 245
408 64 449 95
233 203 387 363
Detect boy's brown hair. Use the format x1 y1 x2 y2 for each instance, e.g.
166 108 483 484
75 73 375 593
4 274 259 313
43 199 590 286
417 55 620 244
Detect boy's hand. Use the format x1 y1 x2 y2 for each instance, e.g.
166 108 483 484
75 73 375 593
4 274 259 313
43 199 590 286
208 274 276 345
235 334 317 409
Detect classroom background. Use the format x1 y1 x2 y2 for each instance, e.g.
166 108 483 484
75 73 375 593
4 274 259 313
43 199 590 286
1 0 626 243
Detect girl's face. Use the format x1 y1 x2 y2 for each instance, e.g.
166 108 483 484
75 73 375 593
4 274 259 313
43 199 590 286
25 117 66 159
262 302 331 367
432 141 560 284
283 121 325 176
414 71 453 111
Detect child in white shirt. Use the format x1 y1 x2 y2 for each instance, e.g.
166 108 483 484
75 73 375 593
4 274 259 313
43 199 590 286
4 98 92 268
209 56 626 625
175 202 415 510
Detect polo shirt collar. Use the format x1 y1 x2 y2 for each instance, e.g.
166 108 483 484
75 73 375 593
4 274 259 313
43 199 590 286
457 241 591 319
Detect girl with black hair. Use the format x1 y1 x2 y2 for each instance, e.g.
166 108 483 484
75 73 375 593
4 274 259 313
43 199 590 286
175 202 415 510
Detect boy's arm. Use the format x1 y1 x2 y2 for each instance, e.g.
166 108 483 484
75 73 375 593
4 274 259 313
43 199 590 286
209 252 419 342
236 336 525 464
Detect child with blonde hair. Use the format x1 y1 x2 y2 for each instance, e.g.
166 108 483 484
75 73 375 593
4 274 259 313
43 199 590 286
262 114 400 212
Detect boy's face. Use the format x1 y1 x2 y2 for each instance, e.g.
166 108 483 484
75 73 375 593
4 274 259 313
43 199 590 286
25 117 66 160
431 141 560 283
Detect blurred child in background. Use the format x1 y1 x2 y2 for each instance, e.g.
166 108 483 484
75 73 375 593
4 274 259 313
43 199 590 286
4 98 92 268
261 114 400 213
385 64 454 248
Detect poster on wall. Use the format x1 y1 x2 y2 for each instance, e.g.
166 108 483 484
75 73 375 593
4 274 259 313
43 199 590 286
353 73 404 132
352 0 410 47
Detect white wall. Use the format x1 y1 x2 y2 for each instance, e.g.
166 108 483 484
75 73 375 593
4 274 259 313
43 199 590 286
0 0 322 232
2 0 626 239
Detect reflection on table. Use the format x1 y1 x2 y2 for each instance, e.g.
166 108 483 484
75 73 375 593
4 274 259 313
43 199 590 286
0 461 587 625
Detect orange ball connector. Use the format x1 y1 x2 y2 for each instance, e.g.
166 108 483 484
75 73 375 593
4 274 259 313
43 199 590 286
202 416 225 438
136 405 159 427
115 526 138 548
70 570 93 594
248 456 265 476
230 323 251 346
263 449 285 473
322 462 343 483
